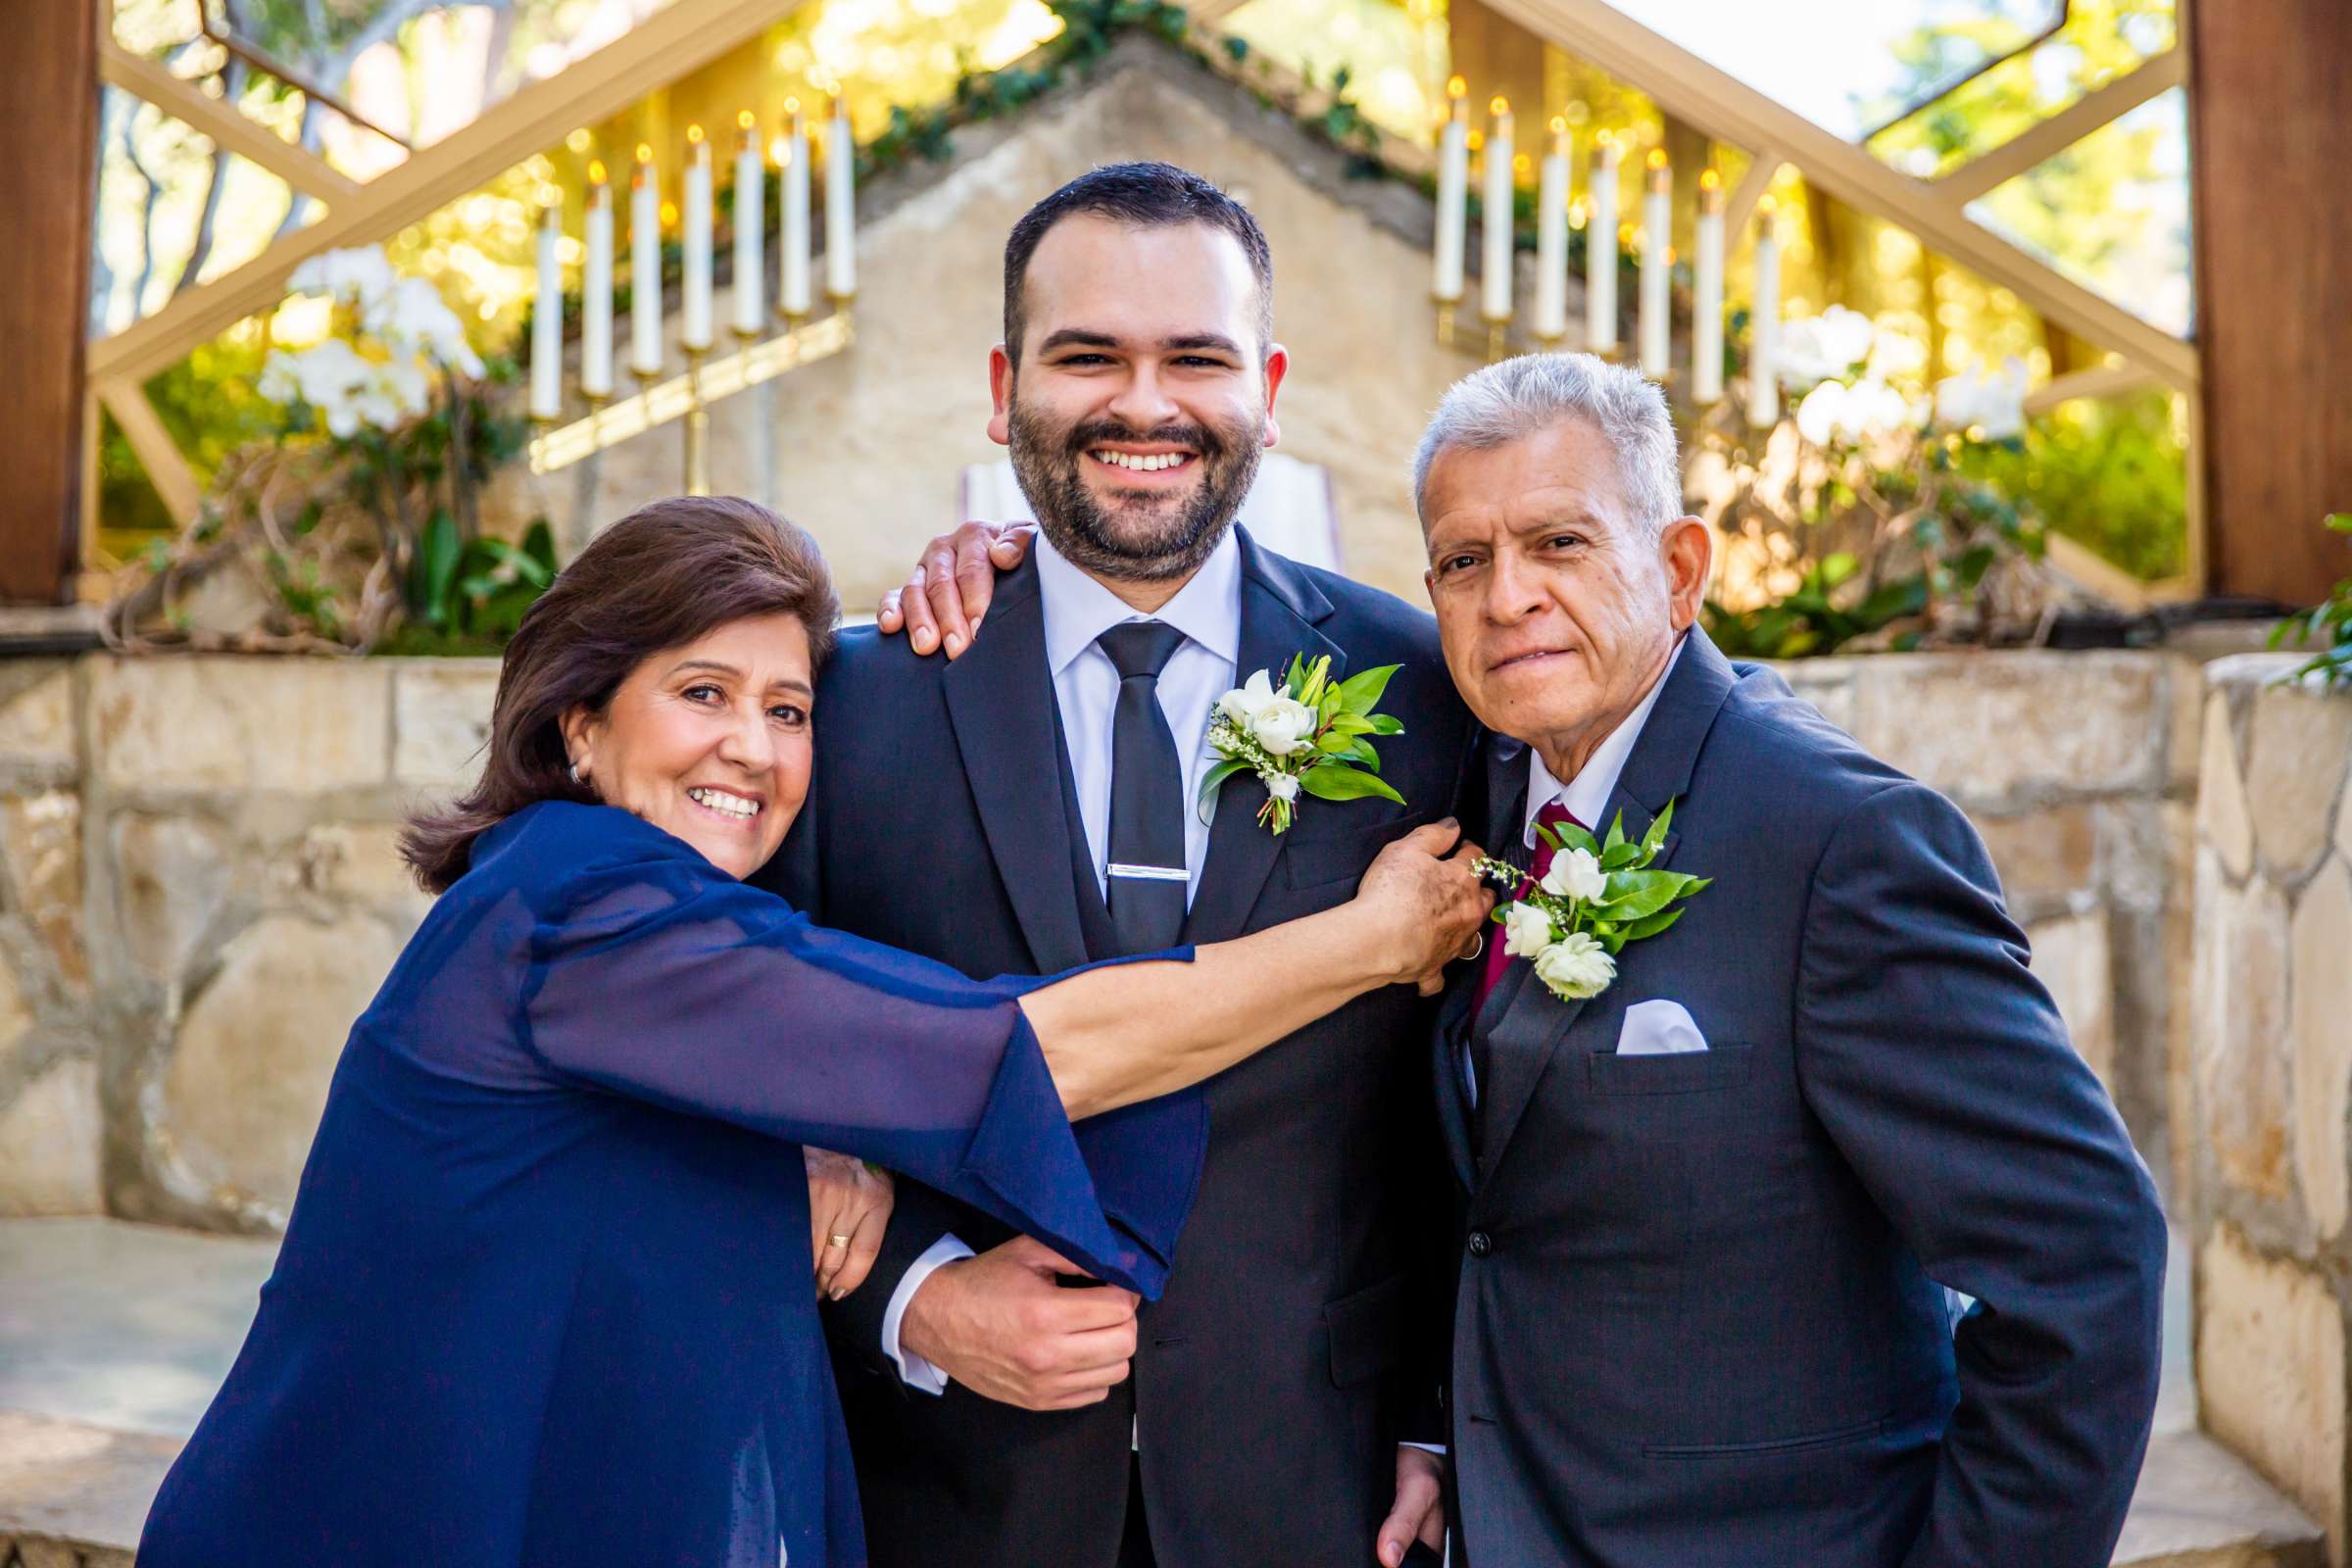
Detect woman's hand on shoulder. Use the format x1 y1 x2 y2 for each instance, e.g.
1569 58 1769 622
806 1148 895 1300
1352 820 1494 996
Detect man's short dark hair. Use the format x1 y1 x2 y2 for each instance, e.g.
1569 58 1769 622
1002 162 1274 364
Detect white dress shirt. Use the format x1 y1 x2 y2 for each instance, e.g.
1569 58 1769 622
881 527 1244 1395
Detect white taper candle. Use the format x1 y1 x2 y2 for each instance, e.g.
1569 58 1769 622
1745 197 1783 427
1433 77 1468 304
1534 118 1569 341
781 99 811 319
825 93 857 300
682 125 712 351
1691 169 1725 405
1586 132 1619 353
629 145 661 378
529 198 562 419
583 166 612 398
732 114 764 337
1481 97 1514 324
1639 149 1670 376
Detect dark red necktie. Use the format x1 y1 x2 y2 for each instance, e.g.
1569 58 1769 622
1471 800 1579 1018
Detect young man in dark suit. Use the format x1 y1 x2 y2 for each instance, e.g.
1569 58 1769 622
763 164 1468 1568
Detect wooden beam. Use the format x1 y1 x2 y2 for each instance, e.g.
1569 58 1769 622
95 380 204 526
0 0 101 603
1933 49 2186 208
2187 0 2352 603
98 37 359 205
1480 0 2200 390
89 0 813 386
2024 361 2158 416
1722 149 1780 249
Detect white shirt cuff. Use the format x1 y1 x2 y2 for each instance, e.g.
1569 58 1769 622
1400 1442 1447 1456
881 1234 975 1396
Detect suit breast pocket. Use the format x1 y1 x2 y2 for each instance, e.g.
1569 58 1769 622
1585 1044 1756 1097
1281 814 1428 892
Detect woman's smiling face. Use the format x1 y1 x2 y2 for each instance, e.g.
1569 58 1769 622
560 612 813 878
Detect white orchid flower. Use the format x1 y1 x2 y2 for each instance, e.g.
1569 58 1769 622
288 245 398 309
1776 306 1876 392
366 276 485 377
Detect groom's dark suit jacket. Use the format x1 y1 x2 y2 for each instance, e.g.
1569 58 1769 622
1439 629 2167 1568
763 531 1473 1567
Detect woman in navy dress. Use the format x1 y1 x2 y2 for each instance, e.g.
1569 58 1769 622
136 496 1487 1568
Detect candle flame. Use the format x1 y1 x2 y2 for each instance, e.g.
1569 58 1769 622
769 137 791 166
1758 194 1778 216
1569 196 1588 229
588 159 608 183
1512 152 1532 176
1646 147 1668 171
660 200 679 227
636 143 654 165
1446 74 1467 99
738 110 756 130
1466 130 1484 153
1699 168 1722 191
1549 115 1567 134
687 123 705 144
1594 128 1613 150
786 95 802 115
1489 95 1509 118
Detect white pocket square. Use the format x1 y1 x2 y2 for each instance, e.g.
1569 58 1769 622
1616 999 1708 1056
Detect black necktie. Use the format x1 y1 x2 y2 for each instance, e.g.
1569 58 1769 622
1098 621 1190 956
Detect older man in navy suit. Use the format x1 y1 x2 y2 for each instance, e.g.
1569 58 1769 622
1414 352 2167 1566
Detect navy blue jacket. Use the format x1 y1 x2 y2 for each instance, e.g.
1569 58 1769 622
765 530 1476 1567
1439 629 2167 1568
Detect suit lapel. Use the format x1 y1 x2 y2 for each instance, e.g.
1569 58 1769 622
1472 629 1740 1182
942 558 1092 974
1180 530 1342 945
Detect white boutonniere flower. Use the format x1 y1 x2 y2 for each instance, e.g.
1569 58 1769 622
1474 800 1711 1004
1200 654 1407 835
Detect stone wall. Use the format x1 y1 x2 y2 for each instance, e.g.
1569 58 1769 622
0 643 2219 1229
2190 655 2352 1564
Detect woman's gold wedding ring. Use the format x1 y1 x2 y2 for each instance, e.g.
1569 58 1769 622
827 1234 852 1250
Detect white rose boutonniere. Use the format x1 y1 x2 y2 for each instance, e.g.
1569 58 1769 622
1474 800 1711 1004
1200 654 1406 835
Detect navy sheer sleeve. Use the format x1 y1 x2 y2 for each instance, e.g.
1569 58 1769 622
512 803 1200 1297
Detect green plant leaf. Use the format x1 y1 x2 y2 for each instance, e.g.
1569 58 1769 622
1614 906 1686 943
1298 763 1405 805
409 509 462 628
1602 811 1628 856
1640 799 1677 856
1366 713 1404 735
1334 662 1398 714
1197 758 1249 823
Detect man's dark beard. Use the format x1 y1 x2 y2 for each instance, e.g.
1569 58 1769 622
1006 397 1263 582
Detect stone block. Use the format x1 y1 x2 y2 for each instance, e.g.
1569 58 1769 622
110 813 234 984
0 1060 102 1216
2201 693 2256 882
0 664 75 776
1978 805 2100 920
161 912 405 1214
2292 858 2352 1243
390 661 500 790
88 657 389 794
2197 872 2293 1202
2247 685 2352 884
0 960 30 1075
294 823 432 931
1850 651 2167 809
2198 1224 2346 1562
0 792 84 990
2029 909 2115 1084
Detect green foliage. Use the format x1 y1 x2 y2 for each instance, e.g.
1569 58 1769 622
2271 514 2352 690
1703 553 1927 660
1956 388 2186 582
380 514 559 653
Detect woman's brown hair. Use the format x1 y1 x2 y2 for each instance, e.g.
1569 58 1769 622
401 495 840 893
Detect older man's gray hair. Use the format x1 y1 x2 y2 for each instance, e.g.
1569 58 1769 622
1411 352 1684 541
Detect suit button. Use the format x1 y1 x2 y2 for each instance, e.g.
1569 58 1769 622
1466 1230 1494 1258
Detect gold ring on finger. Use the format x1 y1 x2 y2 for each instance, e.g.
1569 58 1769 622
827 1233 852 1250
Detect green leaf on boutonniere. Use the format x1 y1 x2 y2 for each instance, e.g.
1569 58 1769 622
1598 875 1682 923
1602 811 1630 857
1640 800 1677 856
1599 840 1645 871
1298 763 1406 805
1366 713 1405 735
1196 757 1251 823
1335 663 1398 714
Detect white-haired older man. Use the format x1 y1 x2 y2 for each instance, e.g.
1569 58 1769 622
1412 351 2163 1568
881 350 2165 1568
